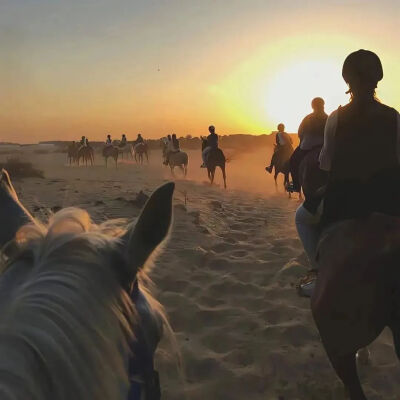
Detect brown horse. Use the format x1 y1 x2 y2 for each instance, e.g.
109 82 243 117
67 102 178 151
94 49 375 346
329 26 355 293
298 149 400 398
298 146 328 199
67 143 78 165
312 214 400 400
77 146 94 166
266 144 294 192
103 146 119 168
201 137 226 189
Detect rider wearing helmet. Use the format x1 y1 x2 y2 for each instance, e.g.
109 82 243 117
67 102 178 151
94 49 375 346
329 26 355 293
120 134 127 147
320 49 400 226
290 98 328 192
201 125 219 168
106 134 112 146
296 50 400 296
266 123 293 173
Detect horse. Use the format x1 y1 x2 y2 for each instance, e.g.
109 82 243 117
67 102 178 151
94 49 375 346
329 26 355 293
266 144 294 191
297 149 400 399
116 143 134 160
161 141 188 177
67 143 78 165
0 167 176 400
133 143 149 164
312 214 400 400
77 146 94 167
103 146 119 168
201 137 226 189
298 146 328 199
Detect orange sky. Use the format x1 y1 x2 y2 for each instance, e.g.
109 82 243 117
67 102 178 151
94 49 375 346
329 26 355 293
0 0 399 143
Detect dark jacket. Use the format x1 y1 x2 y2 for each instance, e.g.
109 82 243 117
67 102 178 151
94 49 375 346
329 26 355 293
322 101 400 227
207 132 218 149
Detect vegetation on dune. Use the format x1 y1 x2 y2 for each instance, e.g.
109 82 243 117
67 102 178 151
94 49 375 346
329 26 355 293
0 157 44 179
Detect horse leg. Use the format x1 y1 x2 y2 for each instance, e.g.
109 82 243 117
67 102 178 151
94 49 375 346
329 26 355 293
274 170 278 190
170 166 175 177
211 168 215 185
328 352 367 400
221 165 227 189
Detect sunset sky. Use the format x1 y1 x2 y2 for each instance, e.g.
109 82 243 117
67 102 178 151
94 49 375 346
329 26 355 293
1 0 399 143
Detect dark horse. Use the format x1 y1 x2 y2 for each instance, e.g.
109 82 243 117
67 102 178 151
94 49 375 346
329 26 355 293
267 144 294 192
299 149 400 399
201 137 227 189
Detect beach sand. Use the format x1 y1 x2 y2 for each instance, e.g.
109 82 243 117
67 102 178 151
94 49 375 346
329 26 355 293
2 146 399 400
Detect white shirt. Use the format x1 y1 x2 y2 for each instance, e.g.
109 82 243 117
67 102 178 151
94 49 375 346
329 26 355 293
319 108 400 171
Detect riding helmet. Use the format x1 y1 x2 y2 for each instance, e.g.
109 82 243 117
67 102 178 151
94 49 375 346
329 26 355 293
342 49 383 84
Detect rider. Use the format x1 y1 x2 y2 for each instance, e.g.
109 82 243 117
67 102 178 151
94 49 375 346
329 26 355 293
201 125 218 168
120 134 127 147
164 134 179 165
172 134 180 151
105 134 112 146
135 133 144 146
79 136 86 148
289 98 328 192
85 138 91 148
296 49 400 295
265 123 293 173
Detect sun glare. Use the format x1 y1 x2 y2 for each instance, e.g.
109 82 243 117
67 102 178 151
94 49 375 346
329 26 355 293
264 60 348 132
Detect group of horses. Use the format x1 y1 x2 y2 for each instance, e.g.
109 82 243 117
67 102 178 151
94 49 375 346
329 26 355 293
1 137 397 399
67 141 149 168
160 138 227 189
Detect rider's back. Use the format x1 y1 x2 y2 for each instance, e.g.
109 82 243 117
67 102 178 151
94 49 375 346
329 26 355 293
207 132 218 148
322 101 400 226
299 112 327 150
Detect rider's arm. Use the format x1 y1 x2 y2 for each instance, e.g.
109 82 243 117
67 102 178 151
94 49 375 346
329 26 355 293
319 109 339 171
397 111 400 164
298 118 306 143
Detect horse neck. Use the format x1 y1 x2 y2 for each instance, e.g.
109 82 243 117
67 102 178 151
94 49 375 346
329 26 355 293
0 240 133 400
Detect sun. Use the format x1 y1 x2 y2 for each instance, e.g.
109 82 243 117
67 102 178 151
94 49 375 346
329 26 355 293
264 59 348 132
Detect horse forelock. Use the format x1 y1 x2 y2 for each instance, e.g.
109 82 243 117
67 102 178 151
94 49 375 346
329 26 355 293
0 208 135 400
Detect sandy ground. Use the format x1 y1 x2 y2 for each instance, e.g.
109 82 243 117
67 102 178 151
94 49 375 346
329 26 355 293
1 146 399 399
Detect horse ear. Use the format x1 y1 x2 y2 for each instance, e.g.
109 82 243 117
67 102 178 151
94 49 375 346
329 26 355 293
0 169 36 248
121 182 174 278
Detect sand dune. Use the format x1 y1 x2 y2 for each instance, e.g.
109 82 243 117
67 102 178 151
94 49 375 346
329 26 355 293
2 146 399 399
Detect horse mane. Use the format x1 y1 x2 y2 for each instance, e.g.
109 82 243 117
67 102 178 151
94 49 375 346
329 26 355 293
0 208 135 400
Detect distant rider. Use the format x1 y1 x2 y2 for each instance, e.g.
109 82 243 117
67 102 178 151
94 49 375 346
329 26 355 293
201 125 218 168
265 124 293 173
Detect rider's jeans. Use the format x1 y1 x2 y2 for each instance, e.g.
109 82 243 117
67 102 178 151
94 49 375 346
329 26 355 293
295 204 321 270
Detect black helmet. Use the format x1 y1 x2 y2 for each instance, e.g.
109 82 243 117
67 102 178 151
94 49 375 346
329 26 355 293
209 125 215 133
342 50 383 84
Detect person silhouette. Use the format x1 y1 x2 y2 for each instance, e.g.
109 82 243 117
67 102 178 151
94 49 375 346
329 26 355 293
295 49 400 293
290 98 328 192
201 125 219 168
265 124 293 173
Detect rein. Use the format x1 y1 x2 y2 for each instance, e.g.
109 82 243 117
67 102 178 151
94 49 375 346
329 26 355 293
128 280 161 400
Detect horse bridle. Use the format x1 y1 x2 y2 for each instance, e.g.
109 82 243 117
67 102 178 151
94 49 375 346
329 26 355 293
128 279 161 400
